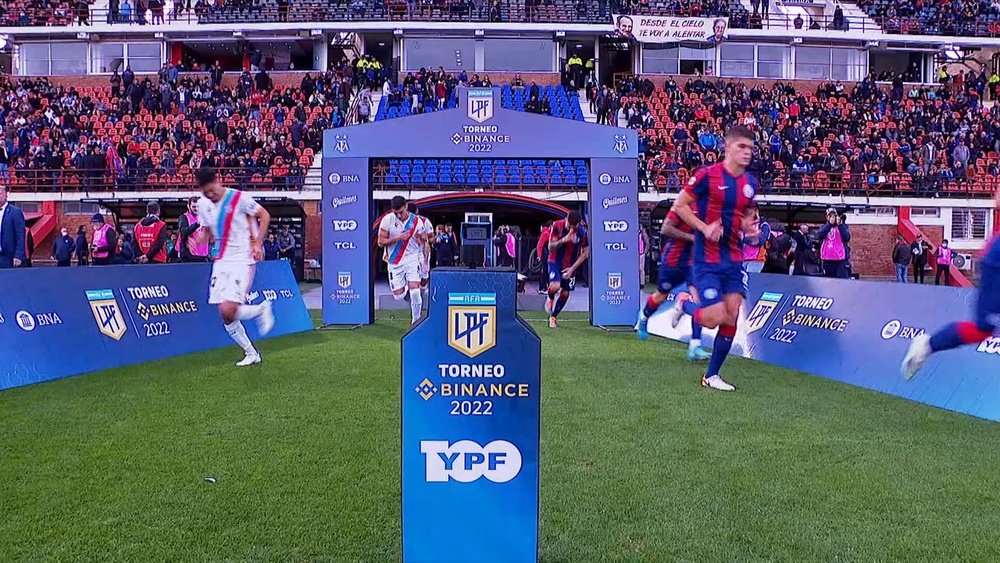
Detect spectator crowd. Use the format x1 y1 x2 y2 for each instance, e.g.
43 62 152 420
608 70 1000 196
0 60 365 192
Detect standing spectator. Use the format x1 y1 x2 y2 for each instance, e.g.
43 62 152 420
935 240 953 286
90 213 118 266
816 208 851 279
0 184 26 269
434 224 458 268
51 227 76 267
133 201 169 264
892 235 911 283
22 228 34 268
75 225 90 266
638 225 649 289
264 233 280 261
911 234 929 283
277 226 296 267
763 225 793 274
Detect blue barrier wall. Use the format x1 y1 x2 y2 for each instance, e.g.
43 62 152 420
401 269 541 562
0 261 313 391
648 274 999 422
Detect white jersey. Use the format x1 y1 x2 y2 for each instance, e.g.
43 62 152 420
197 188 261 265
380 211 432 267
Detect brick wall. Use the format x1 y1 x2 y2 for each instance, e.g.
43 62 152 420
31 204 116 266
302 200 322 261
847 223 945 278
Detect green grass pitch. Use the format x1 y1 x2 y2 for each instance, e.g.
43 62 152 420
2 312 999 561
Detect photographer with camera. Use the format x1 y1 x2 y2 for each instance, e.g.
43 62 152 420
816 208 852 279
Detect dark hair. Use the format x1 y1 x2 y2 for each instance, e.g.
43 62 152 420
567 210 582 226
725 125 754 142
543 220 553 228
390 195 407 211
188 195 199 204
195 166 217 187
147 201 160 215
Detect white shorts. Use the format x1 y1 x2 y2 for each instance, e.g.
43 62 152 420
388 260 422 292
209 261 255 305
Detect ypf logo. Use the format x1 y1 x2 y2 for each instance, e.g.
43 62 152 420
332 220 358 231
603 221 628 232
420 440 522 483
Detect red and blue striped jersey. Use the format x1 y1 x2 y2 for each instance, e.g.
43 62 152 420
548 219 589 269
660 209 694 268
683 162 759 264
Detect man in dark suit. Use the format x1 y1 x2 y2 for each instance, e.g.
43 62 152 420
0 184 27 269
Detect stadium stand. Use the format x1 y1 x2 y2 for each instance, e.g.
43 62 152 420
0 70 355 192
612 74 1000 198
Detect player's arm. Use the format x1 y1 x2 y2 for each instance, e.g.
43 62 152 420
377 227 393 247
548 224 567 252
568 243 590 274
661 212 694 243
251 205 270 260
671 189 711 236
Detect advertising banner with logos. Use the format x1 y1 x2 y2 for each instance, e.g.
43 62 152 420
648 274 1000 421
0 262 313 391
321 156 374 326
323 87 637 328
401 269 541 562
589 158 640 327
611 14 730 44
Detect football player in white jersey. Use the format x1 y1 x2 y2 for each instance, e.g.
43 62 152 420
378 196 430 324
195 167 275 366
412 208 435 298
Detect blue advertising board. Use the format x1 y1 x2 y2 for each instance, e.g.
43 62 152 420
321 156 373 326
401 269 541 562
0 261 313 391
647 274 1000 421
589 158 640 327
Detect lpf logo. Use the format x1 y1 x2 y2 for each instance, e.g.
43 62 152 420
338 271 352 289
86 289 127 340
607 272 622 289
467 90 494 124
448 306 495 358
746 291 783 334
420 440 522 483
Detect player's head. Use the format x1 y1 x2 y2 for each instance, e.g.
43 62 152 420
195 166 223 201
566 210 582 228
724 126 755 170
616 15 633 37
390 195 409 220
147 201 160 216
187 195 198 213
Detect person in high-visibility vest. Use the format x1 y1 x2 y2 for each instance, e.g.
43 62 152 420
134 201 169 264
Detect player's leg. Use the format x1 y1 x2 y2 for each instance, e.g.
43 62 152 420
405 262 424 324
685 284 711 361
635 263 679 340
388 264 409 302
210 264 262 366
232 264 274 335
665 265 728 330
549 278 572 328
903 263 999 379
700 291 743 391
544 262 560 316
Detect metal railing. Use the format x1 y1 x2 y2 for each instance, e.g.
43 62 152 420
6 3 986 36
3 166 320 193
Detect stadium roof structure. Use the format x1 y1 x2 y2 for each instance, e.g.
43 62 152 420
323 87 637 161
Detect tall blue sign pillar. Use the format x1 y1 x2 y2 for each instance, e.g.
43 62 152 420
401 269 541 562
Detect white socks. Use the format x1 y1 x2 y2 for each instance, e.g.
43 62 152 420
689 338 701 351
235 303 264 321
226 321 256 355
409 287 423 323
